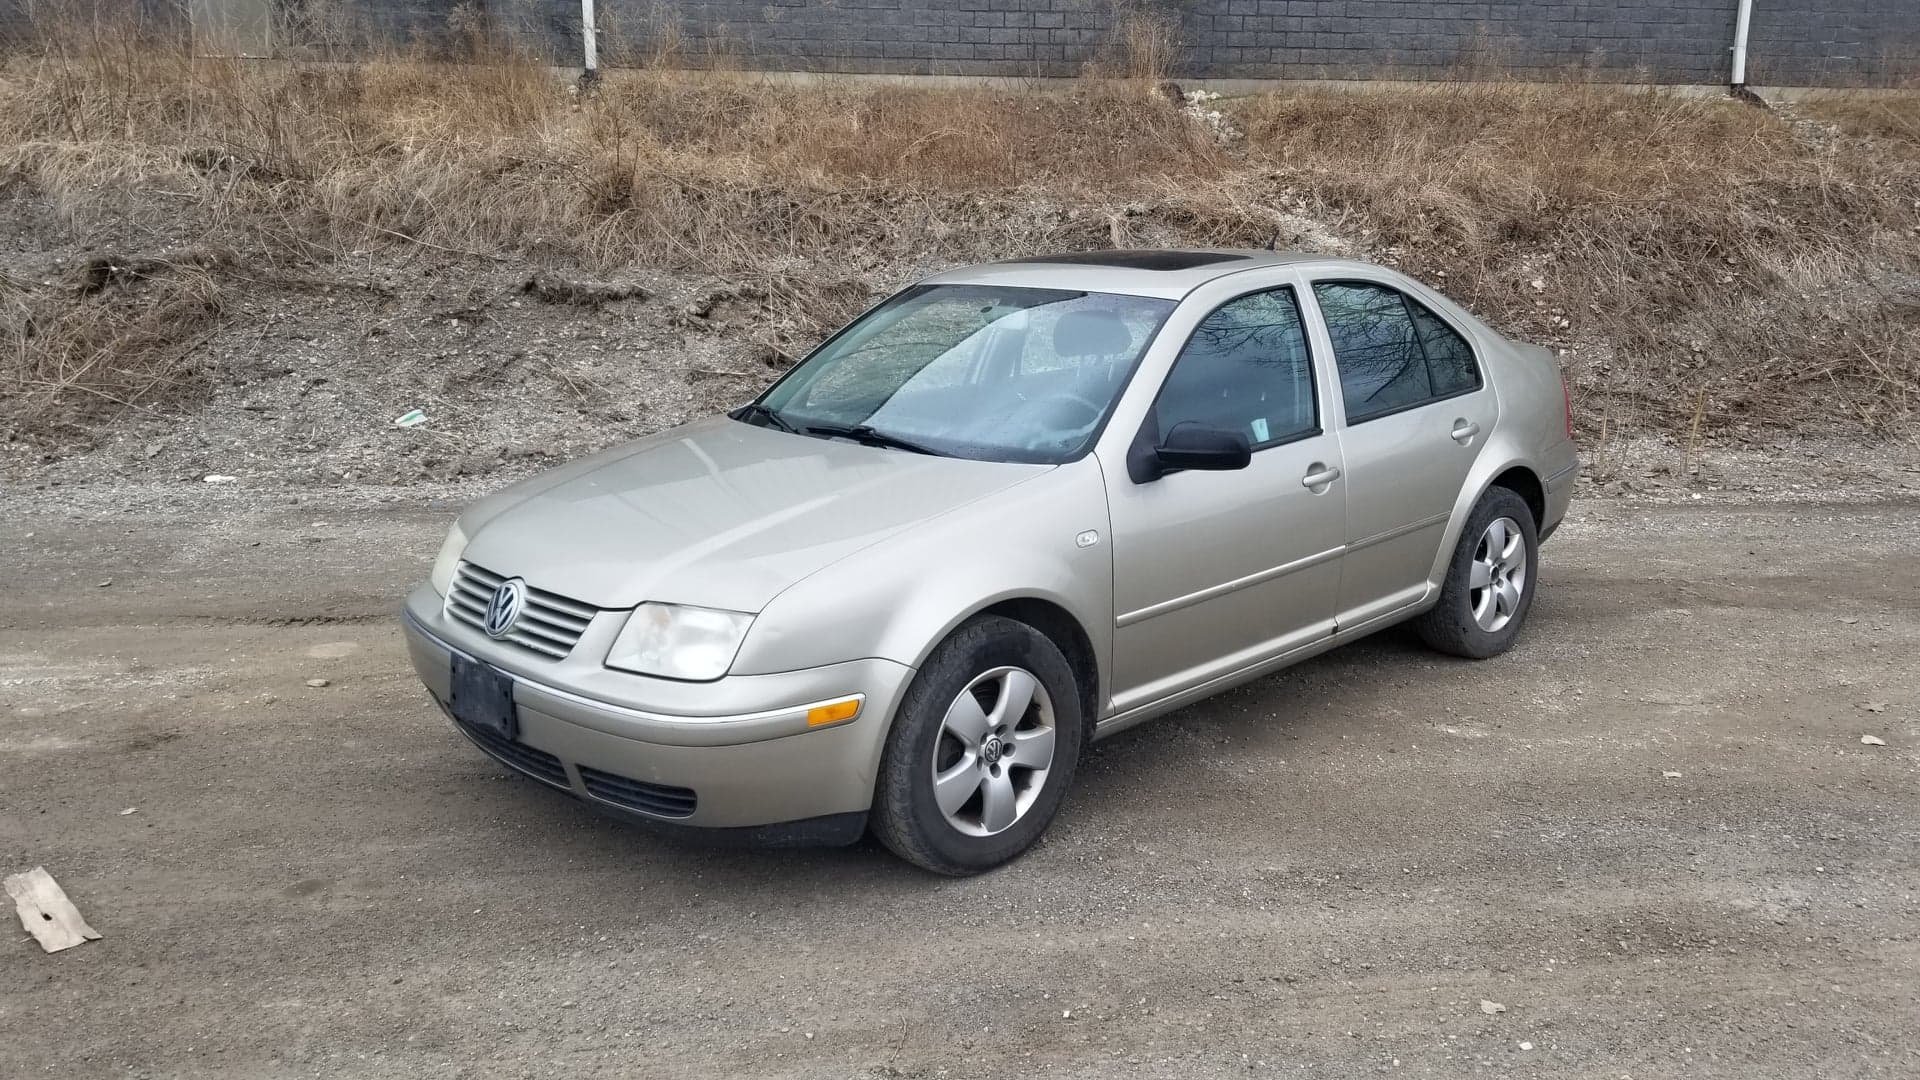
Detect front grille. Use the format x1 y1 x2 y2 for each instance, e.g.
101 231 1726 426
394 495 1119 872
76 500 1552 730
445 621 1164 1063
445 562 598 660
579 765 697 819
451 714 571 790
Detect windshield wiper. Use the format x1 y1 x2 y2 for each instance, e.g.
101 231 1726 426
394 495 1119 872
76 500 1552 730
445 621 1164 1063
734 402 797 433
802 422 941 456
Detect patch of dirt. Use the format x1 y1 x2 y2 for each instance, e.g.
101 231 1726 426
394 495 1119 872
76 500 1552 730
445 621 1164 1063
7 225 1919 501
0 228 857 489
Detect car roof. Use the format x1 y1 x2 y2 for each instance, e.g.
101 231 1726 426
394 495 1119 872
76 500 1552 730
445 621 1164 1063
918 249 1384 300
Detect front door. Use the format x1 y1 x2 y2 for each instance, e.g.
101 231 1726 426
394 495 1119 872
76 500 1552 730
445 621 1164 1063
1306 279 1497 627
1100 285 1346 716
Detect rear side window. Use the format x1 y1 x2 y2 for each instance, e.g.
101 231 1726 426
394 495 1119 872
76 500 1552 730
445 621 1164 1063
1410 302 1479 397
1153 287 1317 449
1314 281 1480 423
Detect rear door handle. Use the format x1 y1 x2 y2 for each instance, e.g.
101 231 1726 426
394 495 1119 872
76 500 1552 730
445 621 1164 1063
1301 464 1341 490
1450 420 1481 444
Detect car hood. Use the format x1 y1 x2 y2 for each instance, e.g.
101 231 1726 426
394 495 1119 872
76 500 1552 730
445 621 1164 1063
459 415 1050 612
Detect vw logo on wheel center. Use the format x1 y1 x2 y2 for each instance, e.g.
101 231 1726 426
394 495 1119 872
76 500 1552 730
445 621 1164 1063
483 578 527 638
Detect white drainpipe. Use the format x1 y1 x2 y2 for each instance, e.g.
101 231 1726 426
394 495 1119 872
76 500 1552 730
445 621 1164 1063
582 0 600 77
1730 0 1754 86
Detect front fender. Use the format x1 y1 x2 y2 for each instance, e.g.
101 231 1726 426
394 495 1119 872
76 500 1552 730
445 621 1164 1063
730 458 1115 710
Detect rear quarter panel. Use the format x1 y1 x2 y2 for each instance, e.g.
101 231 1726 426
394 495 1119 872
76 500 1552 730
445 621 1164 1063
1421 315 1578 590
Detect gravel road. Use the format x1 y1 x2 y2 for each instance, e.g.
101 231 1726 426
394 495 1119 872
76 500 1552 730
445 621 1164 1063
2 490 1916 1078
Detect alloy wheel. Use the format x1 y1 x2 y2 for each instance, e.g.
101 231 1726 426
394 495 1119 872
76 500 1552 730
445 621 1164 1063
1469 515 1528 632
931 666 1057 837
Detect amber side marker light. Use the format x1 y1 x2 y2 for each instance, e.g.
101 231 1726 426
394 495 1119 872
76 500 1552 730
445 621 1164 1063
806 698 862 727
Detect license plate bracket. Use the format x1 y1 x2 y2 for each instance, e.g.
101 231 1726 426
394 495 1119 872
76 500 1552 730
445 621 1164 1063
449 654 517 740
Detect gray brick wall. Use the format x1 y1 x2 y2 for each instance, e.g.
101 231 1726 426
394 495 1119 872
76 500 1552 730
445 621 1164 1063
5 0 1915 86
569 0 1918 85
1746 0 1916 86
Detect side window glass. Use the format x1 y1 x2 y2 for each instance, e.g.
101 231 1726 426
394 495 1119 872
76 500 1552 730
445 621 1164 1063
1155 288 1317 449
1312 282 1429 422
1409 299 1480 397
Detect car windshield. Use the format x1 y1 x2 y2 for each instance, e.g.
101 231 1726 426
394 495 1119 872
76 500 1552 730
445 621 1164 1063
742 284 1176 463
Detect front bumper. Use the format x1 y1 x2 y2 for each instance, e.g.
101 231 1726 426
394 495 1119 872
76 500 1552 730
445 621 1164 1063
400 585 913 838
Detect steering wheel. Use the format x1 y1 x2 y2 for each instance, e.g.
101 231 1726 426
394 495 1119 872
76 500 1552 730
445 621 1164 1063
1009 391 1104 433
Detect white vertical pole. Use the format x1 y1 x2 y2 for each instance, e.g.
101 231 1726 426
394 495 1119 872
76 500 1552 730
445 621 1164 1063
582 0 599 75
1730 0 1753 86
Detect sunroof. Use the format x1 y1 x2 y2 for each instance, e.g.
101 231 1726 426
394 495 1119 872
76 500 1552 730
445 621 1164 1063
1020 250 1252 271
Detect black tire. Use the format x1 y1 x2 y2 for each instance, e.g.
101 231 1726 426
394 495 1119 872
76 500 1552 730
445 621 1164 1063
1414 486 1539 659
871 615 1085 875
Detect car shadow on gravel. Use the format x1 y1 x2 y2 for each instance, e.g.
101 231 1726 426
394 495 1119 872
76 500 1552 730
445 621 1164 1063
438 753 904 884
1080 626 1432 754
435 619 1517 884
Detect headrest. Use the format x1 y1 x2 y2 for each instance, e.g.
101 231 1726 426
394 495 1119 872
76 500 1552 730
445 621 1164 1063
1052 309 1134 358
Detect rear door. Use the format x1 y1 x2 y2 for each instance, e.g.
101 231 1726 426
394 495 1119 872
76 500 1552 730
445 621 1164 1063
1304 278 1496 628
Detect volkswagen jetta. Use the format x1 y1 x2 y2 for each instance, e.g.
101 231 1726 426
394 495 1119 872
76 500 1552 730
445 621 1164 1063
402 250 1578 874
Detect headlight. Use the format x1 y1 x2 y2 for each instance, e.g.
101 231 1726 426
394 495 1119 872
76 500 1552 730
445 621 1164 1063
605 603 754 681
429 521 469 596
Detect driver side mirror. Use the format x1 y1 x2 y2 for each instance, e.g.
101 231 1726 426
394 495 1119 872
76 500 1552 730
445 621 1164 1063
1130 422 1252 483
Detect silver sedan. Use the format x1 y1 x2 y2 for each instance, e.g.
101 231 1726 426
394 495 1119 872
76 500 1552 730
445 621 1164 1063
401 250 1578 874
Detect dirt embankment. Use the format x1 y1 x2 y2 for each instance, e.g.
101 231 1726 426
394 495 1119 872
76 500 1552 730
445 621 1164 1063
2 38 1918 490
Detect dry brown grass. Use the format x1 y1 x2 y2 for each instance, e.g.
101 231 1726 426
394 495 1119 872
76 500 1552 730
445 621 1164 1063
0 41 1223 257
3 252 226 438
1234 83 1920 432
1802 91 1920 146
2 16 1917 442
1082 0 1185 82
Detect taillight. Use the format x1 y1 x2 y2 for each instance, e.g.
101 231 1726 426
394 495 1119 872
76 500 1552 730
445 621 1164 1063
1562 375 1575 441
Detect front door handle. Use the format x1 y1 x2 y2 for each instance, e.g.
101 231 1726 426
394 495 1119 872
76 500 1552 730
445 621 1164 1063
1301 464 1341 490
1450 419 1481 444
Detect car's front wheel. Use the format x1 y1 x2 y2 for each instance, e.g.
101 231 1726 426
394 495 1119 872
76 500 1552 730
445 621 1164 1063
1415 486 1539 659
871 615 1084 875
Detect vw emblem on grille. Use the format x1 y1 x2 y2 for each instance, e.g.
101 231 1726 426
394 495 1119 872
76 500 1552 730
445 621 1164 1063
484 578 527 639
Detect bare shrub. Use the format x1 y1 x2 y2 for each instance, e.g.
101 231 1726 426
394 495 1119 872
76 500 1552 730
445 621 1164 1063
1083 0 1183 84
3 255 226 438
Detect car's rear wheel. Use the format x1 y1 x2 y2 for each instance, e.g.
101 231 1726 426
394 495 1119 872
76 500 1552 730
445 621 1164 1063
871 615 1084 875
1415 486 1539 659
